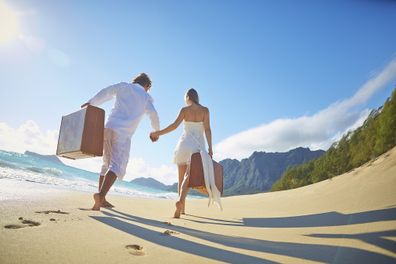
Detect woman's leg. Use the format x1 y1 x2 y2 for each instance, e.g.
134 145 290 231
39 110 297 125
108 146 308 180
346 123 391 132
174 169 190 218
178 164 188 214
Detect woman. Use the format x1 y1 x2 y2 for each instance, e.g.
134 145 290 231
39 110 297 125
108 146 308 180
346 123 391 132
150 88 214 218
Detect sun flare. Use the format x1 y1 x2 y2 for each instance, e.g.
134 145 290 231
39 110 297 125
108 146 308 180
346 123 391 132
0 2 20 44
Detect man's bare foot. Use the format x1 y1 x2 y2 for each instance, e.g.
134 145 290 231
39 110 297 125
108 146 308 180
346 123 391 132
174 201 183 218
92 193 103 211
103 200 114 208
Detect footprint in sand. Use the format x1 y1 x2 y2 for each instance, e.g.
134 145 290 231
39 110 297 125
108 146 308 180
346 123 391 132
162 230 179 236
4 218 41 229
35 210 69 215
125 244 145 256
35 210 71 222
4 224 25 229
21 219 41 226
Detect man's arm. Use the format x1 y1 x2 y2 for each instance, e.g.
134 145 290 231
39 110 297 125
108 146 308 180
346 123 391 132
82 82 124 107
145 98 160 132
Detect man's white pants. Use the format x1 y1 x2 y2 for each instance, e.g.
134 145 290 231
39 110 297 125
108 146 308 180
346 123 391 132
100 128 131 180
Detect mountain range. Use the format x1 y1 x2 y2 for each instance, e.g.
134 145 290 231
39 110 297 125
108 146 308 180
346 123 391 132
219 147 324 195
21 146 325 197
130 147 325 196
24 151 65 165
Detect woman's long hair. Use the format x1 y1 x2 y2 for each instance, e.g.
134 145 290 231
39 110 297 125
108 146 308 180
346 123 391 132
187 88 199 104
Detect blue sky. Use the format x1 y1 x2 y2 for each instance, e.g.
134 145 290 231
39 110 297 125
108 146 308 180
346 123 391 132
0 0 395 184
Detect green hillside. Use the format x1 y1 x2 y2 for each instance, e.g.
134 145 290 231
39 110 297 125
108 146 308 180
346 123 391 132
272 88 396 191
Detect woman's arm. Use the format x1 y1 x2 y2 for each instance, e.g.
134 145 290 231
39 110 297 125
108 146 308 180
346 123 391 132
152 108 185 137
203 108 213 157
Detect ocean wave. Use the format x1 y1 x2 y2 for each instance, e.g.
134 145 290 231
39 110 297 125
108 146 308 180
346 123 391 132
25 166 63 177
0 166 177 199
0 160 19 169
112 186 178 199
0 149 179 200
0 150 22 158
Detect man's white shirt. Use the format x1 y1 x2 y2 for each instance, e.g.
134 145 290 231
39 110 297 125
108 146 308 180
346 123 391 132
88 82 160 138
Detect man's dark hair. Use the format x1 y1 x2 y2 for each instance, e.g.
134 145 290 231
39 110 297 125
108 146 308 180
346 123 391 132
132 73 152 88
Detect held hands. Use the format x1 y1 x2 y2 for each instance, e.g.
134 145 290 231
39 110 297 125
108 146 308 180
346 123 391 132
150 131 159 142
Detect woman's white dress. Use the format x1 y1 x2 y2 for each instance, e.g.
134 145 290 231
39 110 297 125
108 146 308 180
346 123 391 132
173 121 222 210
173 121 206 165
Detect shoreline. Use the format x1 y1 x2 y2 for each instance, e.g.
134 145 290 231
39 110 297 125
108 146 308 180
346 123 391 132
0 178 75 202
0 175 181 201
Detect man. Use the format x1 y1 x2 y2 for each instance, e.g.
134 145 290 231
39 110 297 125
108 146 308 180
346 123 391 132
82 73 160 210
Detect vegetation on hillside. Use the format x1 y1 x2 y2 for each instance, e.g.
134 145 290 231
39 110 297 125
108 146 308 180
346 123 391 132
272 88 396 191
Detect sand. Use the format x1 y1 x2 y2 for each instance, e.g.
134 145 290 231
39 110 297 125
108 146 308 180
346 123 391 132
1 147 396 263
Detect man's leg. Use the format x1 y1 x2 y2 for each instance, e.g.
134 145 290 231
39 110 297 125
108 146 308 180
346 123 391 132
97 128 115 209
99 175 114 208
98 175 104 191
92 171 117 210
99 170 117 197
92 130 129 210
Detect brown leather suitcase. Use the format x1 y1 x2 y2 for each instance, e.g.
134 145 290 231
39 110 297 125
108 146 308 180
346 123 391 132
188 152 223 195
56 105 105 159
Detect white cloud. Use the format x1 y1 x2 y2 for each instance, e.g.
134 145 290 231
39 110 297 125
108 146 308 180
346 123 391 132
60 156 103 173
0 120 58 155
214 57 396 160
0 120 177 185
125 158 177 185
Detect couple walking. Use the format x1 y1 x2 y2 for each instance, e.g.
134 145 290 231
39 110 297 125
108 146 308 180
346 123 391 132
82 73 221 218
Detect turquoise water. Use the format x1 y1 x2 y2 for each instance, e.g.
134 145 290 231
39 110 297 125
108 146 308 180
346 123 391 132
0 149 178 199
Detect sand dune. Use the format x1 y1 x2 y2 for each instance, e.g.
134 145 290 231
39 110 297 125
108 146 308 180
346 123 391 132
1 147 396 263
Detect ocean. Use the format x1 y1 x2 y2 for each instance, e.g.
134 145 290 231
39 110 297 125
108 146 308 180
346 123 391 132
0 149 179 200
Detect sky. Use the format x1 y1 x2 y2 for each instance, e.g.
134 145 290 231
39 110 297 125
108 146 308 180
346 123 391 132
0 0 395 185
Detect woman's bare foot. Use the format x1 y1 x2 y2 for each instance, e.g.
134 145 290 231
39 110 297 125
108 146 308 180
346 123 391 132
103 200 114 208
174 201 183 218
181 203 185 215
92 193 103 211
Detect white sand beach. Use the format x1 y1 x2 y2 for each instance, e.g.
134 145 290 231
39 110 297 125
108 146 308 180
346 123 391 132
1 147 396 264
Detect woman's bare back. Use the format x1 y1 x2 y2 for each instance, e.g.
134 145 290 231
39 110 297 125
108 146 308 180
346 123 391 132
183 104 208 123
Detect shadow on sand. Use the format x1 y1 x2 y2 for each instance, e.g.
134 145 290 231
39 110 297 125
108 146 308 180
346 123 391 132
90 208 396 263
183 214 243 226
242 207 396 228
306 230 396 256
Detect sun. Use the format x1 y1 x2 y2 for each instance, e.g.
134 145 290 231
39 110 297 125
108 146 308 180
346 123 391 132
0 2 20 44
